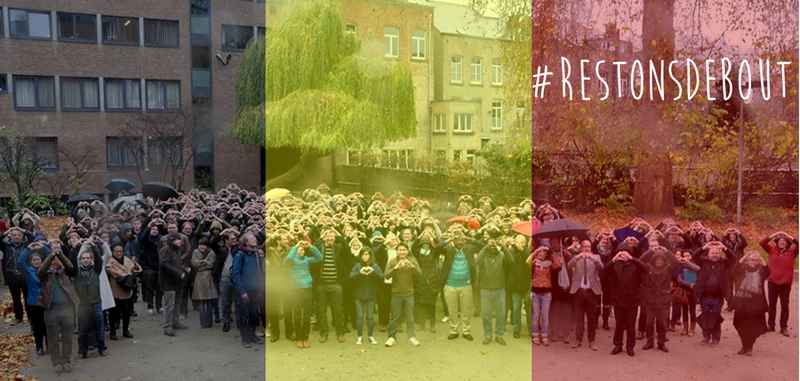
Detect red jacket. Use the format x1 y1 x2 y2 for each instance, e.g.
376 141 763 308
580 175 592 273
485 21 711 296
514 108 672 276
759 237 799 285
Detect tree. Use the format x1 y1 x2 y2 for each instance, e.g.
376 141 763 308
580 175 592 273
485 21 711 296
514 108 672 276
0 126 43 208
120 104 200 190
40 145 100 204
230 0 416 189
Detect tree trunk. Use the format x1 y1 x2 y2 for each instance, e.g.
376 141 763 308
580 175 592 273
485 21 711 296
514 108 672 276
633 0 676 215
263 150 323 190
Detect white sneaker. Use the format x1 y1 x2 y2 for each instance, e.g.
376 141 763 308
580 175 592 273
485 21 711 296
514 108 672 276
158 307 165 314
409 337 420 346
384 337 396 347
356 336 363 345
441 316 450 323
368 336 378 345
147 309 154 316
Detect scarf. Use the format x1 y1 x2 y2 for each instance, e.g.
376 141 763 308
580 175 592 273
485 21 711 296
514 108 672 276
419 248 431 257
78 263 95 286
556 250 570 290
533 259 552 268
114 256 125 265
736 267 763 299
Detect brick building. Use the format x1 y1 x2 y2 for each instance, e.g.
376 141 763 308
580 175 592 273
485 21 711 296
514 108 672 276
0 0 274 198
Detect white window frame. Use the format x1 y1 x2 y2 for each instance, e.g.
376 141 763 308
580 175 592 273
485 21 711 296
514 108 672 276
491 100 502 130
466 149 476 165
346 150 361 165
491 58 502 85
411 29 425 60
470 57 482 85
345 23 356 35
451 56 462 83
454 114 472 133
384 27 399 58
433 114 444 133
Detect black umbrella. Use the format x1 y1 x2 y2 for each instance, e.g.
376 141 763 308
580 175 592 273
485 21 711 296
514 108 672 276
65 194 101 205
142 182 179 201
109 195 150 214
105 178 136 194
532 218 590 239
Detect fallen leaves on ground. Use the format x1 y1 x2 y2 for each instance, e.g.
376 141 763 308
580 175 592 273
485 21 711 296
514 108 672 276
0 331 34 381
0 301 28 325
38 217 69 242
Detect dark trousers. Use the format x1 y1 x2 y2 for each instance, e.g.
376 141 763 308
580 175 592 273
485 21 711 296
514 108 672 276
637 306 646 333
197 299 213 328
237 288 262 339
645 307 668 345
342 283 356 328
291 288 313 341
78 302 106 355
265 289 281 336
219 279 236 325
613 305 637 349
314 283 345 337
377 282 392 326
143 268 162 309
109 297 133 334
572 289 599 342
768 282 791 329
681 299 697 324
700 297 723 342
6 273 28 321
44 303 74 366
28 304 47 350
180 270 195 316
670 301 681 323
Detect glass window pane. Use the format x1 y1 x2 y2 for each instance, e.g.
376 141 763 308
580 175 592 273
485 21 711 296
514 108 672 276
84 79 99 108
61 78 83 108
29 13 51 38
192 69 211 88
10 10 29 37
59 13 75 38
75 15 95 40
192 46 210 68
191 16 209 34
38 77 55 108
14 77 36 107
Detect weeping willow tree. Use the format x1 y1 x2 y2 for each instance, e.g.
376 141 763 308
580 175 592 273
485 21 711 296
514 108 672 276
231 0 416 189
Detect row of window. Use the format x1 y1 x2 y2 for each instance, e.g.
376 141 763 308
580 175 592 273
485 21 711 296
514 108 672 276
22 137 182 170
451 57 502 86
376 26 427 60
4 75 180 111
432 102 503 133
346 149 478 169
2 8 264 51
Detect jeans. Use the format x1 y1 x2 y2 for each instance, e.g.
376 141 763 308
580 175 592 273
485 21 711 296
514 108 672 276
314 283 345 337
163 290 180 329
511 291 524 333
219 279 236 325
480 288 506 339
388 295 415 339
443 285 473 335
700 297 723 342
291 288 313 341
768 282 792 329
355 298 375 337
78 302 106 355
44 303 74 366
237 288 263 340
531 291 552 335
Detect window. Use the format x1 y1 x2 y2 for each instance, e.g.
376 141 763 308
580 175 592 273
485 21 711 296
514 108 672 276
60 77 100 110
491 58 502 85
346 150 361 165
13 76 55 110
257 27 267 37
466 150 477 165
433 114 444 133
144 19 179 47
0 75 7 93
105 79 141 110
411 29 425 60
453 150 461 161
0 10 4 38
9 9 52 39
454 114 472 132
191 0 209 15
491 100 502 130
470 57 482 84
149 137 182 167
102 16 139 44
222 24 254 51
384 27 398 58
192 46 210 68
146 80 180 110
345 24 356 35
29 138 58 170
383 149 414 170
451 56 462 83
107 137 141 169
58 12 96 42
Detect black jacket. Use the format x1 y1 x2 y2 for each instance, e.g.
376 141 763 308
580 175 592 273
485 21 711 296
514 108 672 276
310 241 351 284
604 257 648 308
693 247 735 303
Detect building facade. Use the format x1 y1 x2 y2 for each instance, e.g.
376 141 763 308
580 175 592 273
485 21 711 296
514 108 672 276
0 0 273 197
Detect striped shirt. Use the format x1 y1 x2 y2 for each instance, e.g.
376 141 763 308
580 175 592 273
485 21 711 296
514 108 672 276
320 246 338 283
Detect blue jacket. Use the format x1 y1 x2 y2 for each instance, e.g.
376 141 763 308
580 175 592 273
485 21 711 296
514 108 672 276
17 246 48 306
231 247 263 294
348 262 384 300
284 246 322 289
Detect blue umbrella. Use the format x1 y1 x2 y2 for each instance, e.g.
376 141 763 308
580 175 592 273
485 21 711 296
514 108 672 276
105 179 136 193
613 227 645 243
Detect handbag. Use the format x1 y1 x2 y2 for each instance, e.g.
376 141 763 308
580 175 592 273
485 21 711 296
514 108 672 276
670 284 689 305
116 275 136 291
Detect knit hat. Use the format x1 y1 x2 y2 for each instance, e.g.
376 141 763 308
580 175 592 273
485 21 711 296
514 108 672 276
34 233 46 242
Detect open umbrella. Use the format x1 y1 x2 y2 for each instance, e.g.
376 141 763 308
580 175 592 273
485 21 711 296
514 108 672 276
264 188 290 200
446 216 481 230
532 219 590 239
512 220 541 237
613 227 645 243
109 195 150 214
65 194 101 205
142 182 179 201
105 179 136 194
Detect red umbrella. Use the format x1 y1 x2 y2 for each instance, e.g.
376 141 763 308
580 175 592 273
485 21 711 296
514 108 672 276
512 220 540 237
446 216 481 229
385 195 412 209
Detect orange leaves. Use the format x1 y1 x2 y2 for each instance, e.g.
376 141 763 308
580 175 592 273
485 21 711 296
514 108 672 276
0 332 34 381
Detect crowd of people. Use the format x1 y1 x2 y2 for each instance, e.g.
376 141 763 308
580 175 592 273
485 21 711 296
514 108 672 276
528 206 797 357
0 184 266 375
